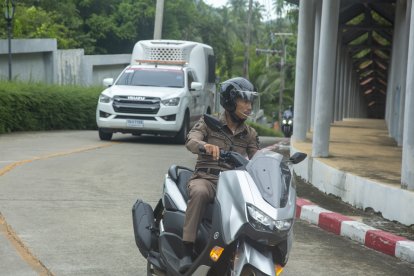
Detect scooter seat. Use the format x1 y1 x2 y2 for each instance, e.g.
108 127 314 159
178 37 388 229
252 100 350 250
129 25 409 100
168 165 193 202
177 170 192 202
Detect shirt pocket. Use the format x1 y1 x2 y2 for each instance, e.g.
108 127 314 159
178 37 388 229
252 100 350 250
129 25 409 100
232 139 249 155
208 132 228 149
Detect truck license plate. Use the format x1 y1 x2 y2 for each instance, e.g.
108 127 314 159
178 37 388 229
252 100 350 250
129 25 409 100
126 119 144 128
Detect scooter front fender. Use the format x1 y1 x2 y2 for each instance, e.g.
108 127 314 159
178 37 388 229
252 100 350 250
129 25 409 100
232 240 276 276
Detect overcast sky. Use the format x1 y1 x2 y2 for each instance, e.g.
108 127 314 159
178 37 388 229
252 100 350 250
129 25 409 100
202 0 277 20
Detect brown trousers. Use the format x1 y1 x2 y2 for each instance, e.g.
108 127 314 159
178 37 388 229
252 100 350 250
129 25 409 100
182 172 217 242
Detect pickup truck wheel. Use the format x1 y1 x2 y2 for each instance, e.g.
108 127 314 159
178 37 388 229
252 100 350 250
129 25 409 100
99 129 113 141
174 114 189 144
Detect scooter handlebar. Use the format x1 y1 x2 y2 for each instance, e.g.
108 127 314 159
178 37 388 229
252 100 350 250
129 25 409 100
198 145 231 159
198 145 247 169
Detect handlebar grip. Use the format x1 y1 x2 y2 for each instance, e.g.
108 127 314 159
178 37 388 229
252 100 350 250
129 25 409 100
198 145 206 154
199 145 229 159
219 149 229 158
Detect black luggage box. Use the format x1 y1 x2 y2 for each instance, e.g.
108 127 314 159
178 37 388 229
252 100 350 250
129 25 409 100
132 199 157 257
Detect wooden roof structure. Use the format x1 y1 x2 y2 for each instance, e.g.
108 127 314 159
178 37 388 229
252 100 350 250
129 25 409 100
288 0 396 118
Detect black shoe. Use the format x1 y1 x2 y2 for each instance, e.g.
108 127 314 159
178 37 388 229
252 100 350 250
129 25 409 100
178 255 192 273
179 241 194 273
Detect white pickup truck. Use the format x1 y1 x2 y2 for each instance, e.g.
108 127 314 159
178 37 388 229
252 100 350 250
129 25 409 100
96 40 217 143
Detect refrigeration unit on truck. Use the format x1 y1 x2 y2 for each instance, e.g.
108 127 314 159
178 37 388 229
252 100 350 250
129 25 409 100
96 39 216 143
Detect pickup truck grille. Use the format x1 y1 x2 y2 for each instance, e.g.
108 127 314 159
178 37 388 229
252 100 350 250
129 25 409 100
112 96 160 114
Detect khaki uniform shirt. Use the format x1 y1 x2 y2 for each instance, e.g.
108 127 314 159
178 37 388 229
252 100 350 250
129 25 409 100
185 112 260 172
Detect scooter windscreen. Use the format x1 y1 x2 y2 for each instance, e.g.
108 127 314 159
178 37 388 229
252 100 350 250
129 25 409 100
246 150 288 208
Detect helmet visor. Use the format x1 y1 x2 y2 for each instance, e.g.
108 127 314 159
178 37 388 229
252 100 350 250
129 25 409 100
235 90 260 119
235 90 259 102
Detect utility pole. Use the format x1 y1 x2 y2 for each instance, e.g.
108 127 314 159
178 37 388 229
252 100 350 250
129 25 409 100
273 33 292 124
154 0 164 39
255 48 281 68
243 0 253 79
4 0 16 81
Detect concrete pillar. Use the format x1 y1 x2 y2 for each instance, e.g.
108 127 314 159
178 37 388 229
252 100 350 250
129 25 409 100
153 0 164 39
312 0 340 157
350 72 354 116
342 55 348 119
402 0 414 190
349 74 354 117
388 0 405 139
350 75 354 117
352 79 356 117
353 76 359 117
397 0 411 146
311 0 322 129
347 61 353 117
344 57 352 118
385 1 401 127
334 38 342 121
350 77 355 117
352 75 356 117
292 0 315 141
339 50 346 120
355 81 362 118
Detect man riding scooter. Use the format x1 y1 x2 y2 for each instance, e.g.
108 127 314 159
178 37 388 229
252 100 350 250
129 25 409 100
281 106 293 138
179 77 260 272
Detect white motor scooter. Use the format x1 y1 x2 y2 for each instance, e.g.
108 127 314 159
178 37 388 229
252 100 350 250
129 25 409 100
132 114 307 275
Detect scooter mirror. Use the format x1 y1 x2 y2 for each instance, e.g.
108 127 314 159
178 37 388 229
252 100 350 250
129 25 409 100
289 152 307 164
203 114 224 132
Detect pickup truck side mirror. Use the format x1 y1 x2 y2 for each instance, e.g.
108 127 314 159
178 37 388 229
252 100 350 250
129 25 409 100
190 82 202 91
103 78 114 87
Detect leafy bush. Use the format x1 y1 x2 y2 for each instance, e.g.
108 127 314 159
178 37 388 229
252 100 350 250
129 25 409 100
0 81 102 134
246 121 283 137
0 81 283 137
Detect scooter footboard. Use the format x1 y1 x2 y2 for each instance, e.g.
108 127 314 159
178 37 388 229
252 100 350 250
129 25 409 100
233 241 276 276
132 199 157 258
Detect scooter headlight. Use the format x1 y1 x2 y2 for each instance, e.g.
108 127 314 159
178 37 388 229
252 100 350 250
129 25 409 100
288 119 292 125
282 119 287 124
247 204 292 232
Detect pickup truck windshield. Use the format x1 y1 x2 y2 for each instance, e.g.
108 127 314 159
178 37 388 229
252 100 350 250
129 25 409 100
116 68 184 88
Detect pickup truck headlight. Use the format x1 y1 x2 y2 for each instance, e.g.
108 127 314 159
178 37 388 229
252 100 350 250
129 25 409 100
99 94 112 103
161 97 180 106
247 204 292 232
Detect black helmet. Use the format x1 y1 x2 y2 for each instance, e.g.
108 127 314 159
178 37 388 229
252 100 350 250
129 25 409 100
220 77 257 112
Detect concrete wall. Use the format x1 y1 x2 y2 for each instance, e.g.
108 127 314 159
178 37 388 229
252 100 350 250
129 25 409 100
291 145 414 226
82 54 131 86
56 49 84 85
0 39 57 83
0 38 131 86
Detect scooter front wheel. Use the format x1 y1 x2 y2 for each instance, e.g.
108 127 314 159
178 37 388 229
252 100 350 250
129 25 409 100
147 261 166 276
240 265 267 276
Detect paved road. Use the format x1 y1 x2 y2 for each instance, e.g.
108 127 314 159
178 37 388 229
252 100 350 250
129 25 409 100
0 131 413 275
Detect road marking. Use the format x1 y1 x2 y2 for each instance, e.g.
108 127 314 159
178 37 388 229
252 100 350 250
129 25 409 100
0 142 115 274
0 143 114 177
0 212 52 275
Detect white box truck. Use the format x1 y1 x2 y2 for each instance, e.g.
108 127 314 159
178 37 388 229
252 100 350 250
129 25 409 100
96 40 216 143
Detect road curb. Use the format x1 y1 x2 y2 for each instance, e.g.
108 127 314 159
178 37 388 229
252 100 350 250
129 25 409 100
295 197 414 264
263 142 414 264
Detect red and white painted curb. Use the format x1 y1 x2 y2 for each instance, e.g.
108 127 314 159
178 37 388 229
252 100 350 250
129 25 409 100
296 198 414 264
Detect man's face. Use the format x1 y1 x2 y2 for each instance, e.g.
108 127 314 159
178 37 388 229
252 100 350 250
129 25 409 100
235 98 252 120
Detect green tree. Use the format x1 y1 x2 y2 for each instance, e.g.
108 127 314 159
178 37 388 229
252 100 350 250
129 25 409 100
12 5 79 49
0 0 299 120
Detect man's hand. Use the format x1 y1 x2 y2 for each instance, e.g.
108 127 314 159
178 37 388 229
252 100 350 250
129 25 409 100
204 144 220 160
